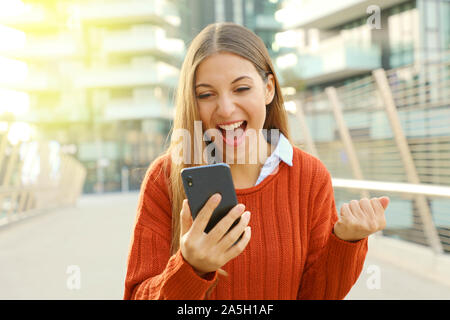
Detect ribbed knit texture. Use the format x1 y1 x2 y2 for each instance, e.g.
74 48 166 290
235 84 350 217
123 147 368 300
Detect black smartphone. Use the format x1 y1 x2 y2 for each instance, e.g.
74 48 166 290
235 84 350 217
181 163 241 235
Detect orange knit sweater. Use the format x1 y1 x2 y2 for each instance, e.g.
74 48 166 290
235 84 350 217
123 146 368 300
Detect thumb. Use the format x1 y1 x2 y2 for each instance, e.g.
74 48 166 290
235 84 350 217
180 199 193 237
378 196 390 210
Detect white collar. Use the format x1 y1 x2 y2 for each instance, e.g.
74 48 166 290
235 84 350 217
255 132 293 185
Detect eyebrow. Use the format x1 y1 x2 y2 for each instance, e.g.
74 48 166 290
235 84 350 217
195 75 253 89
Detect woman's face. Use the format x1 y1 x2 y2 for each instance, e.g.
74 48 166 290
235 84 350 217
195 51 275 163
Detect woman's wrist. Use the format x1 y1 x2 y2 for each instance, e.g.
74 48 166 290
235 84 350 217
332 225 361 242
180 250 217 280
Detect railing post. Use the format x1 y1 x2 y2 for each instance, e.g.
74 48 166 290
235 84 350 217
326 87 370 200
7 142 28 218
0 132 9 216
372 68 443 254
58 153 73 206
19 142 40 213
294 99 319 158
0 130 8 172
1 143 20 222
35 141 51 210
2 143 19 187
71 161 86 206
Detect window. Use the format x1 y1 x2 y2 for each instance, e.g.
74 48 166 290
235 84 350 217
388 2 419 68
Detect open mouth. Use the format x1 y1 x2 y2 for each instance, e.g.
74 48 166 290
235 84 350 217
216 120 247 147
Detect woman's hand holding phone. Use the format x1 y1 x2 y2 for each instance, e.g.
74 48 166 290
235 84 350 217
180 193 251 277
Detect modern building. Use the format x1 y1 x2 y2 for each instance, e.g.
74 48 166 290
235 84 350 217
273 0 449 178
0 0 185 193
273 0 450 251
0 0 286 194
4 0 446 197
275 0 449 91
0 0 285 194
179 0 282 56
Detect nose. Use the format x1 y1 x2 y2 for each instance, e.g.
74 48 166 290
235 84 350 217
215 94 236 119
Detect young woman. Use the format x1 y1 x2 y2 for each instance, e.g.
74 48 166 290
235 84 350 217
123 22 389 300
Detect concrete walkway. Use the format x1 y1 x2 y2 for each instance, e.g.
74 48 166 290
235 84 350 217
0 192 449 300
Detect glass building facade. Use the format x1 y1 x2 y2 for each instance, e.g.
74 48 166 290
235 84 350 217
275 0 449 91
274 0 450 250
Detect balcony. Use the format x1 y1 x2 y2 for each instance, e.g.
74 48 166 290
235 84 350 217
102 25 184 65
75 60 179 89
0 34 81 61
103 96 173 121
79 0 179 27
20 104 90 123
276 37 381 86
16 70 61 91
0 59 61 92
276 0 410 29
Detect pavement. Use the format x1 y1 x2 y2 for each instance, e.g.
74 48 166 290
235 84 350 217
0 191 449 300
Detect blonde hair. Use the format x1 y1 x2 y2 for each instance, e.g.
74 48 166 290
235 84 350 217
152 22 291 255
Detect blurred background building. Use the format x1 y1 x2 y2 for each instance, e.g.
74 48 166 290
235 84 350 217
0 0 184 194
275 0 449 92
0 0 449 251
181 0 282 55
275 0 450 252
0 0 283 194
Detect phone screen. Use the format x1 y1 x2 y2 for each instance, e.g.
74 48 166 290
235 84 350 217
181 163 240 234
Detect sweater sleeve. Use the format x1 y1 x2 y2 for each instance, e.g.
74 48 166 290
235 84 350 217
123 157 218 300
297 164 368 300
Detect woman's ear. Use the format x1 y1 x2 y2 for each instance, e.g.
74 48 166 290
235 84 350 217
264 73 275 106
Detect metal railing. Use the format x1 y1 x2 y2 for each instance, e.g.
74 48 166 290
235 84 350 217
331 179 450 255
290 54 450 255
0 132 86 227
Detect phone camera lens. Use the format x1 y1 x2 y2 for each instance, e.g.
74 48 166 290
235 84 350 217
187 176 193 187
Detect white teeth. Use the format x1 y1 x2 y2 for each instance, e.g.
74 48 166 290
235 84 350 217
218 121 244 131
